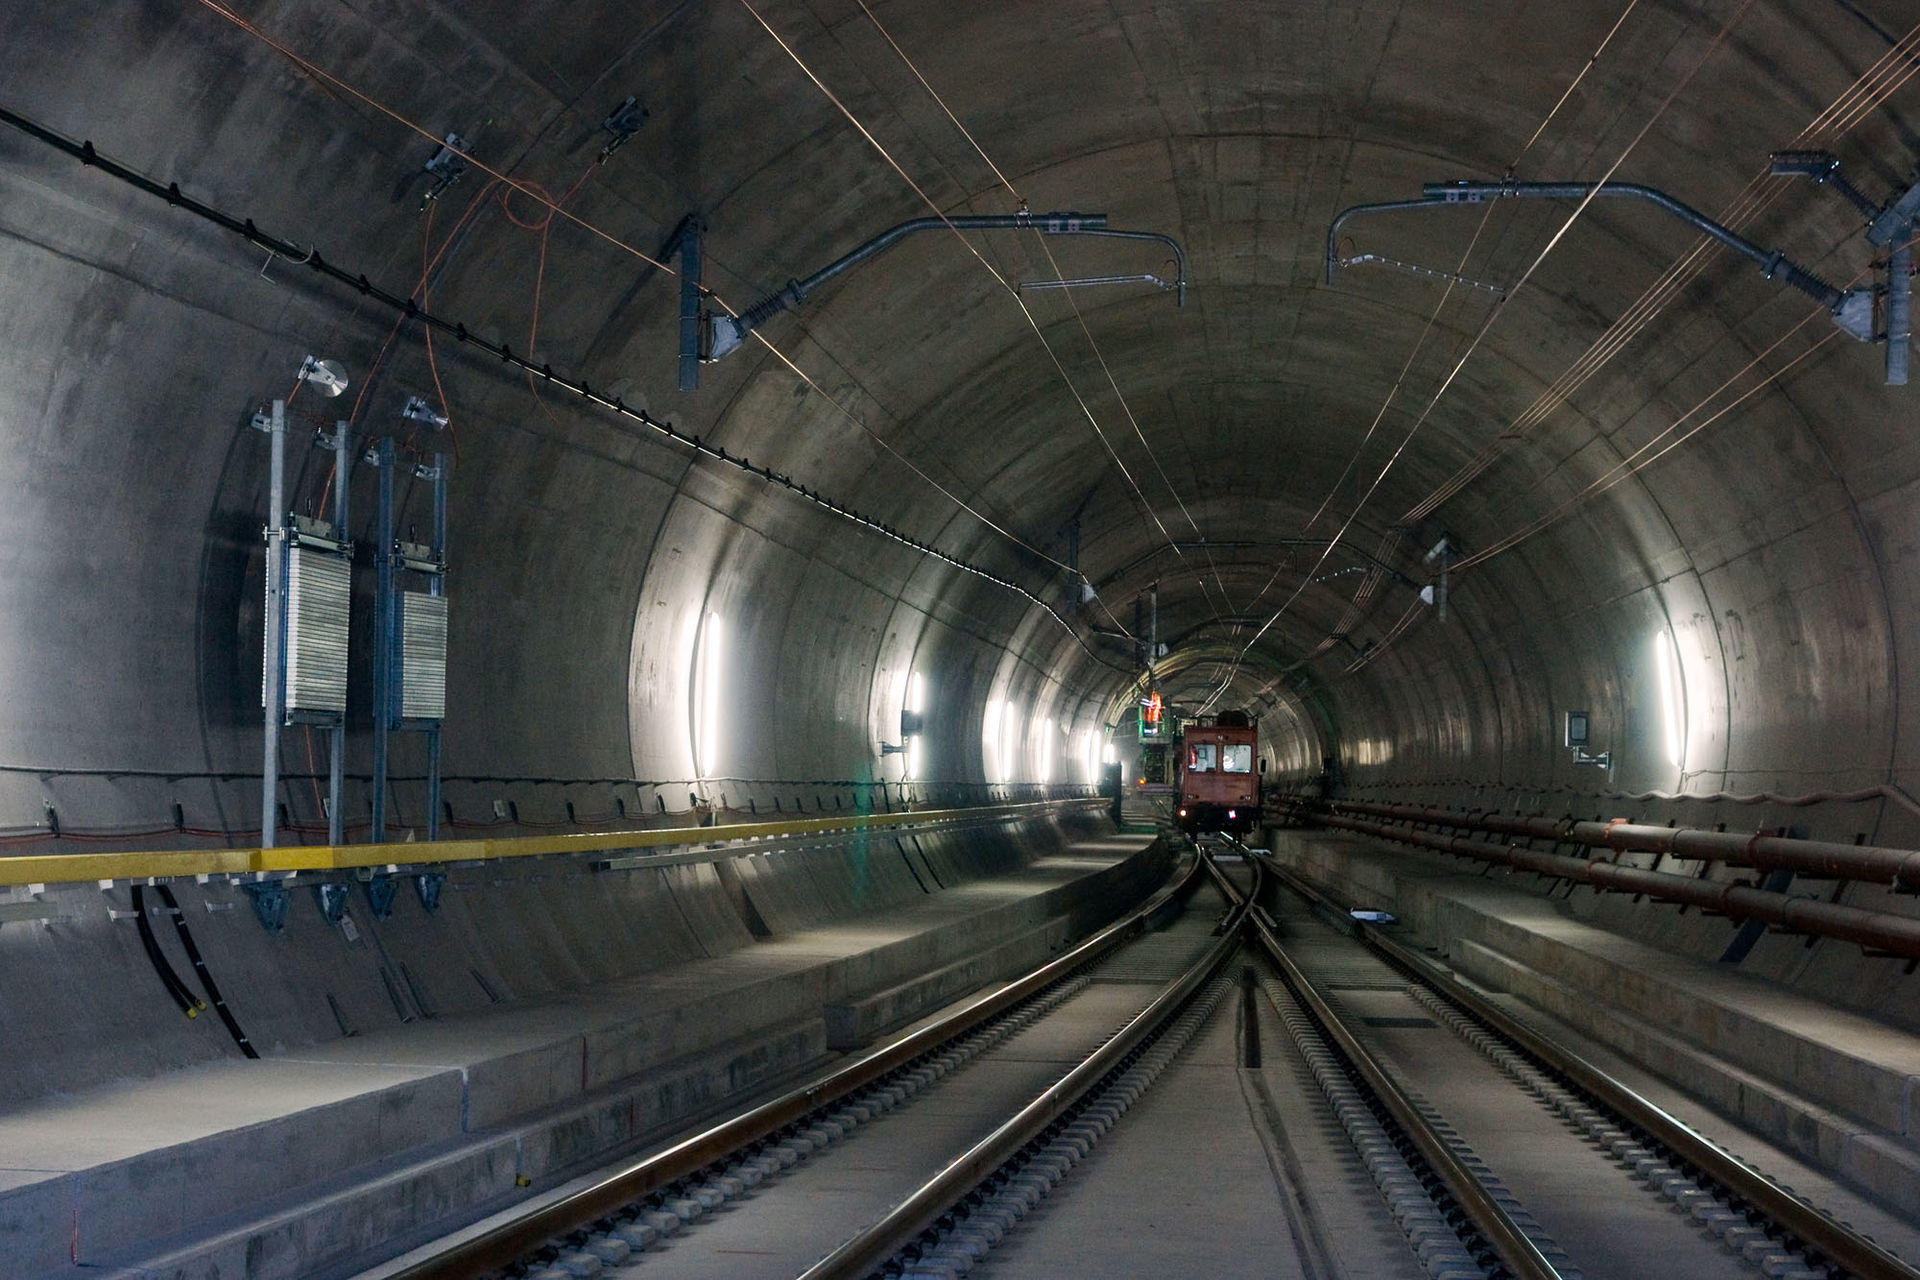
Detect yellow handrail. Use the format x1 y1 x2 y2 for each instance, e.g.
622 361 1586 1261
0 798 1103 888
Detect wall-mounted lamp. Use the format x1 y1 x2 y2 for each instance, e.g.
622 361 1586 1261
298 355 348 397
1565 710 1610 769
401 395 449 428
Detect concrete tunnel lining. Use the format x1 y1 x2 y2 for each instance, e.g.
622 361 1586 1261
8 0 1920 1272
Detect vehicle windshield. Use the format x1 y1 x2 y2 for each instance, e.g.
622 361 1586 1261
1187 743 1216 772
1222 744 1253 773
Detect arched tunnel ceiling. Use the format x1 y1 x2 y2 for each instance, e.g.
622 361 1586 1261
2 0 1918 801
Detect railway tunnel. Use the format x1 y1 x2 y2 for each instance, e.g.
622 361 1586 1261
5 1 1920 1276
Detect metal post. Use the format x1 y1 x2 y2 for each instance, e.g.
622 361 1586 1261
327 420 352 846
677 218 703 392
1888 227 1912 387
426 450 448 841
371 436 395 844
261 400 287 849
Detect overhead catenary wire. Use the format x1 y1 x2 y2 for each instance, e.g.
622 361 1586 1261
0 105 1123 670
1197 0 1658 712
185 0 1078 580
1339 318 1845 678
1325 26 1920 681
840 0 1230 629
1399 19 1920 530
736 0 1207 617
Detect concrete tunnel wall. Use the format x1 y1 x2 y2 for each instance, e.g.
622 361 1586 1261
6 2 1920 1058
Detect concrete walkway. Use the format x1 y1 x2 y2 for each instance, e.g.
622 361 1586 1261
7 829 1164 1280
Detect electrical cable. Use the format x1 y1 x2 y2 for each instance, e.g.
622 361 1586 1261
737 0 1198 601
185 0 1075 579
1334 318 1843 680
1401 18 1920 530
1315 24 1920 688
842 0 1219 630
1205 0 1755 712
130 885 203 1019
1452 325 1841 572
0 105 1121 668
152 884 258 1059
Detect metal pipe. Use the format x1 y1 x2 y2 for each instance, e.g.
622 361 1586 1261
794 211 1105 298
1262 856 1920 1280
260 400 287 849
328 419 351 847
427 449 448 841
1018 272 1168 293
708 211 1193 359
1313 809 1920 959
1327 798 1920 891
1324 195 1457 284
371 437 395 843
1046 227 1188 305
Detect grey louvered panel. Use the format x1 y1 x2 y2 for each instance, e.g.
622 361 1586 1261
401 591 448 721
274 546 351 714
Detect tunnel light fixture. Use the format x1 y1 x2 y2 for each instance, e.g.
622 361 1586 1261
983 700 1005 784
1001 703 1022 784
904 672 925 778
1032 717 1053 784
1655 629 1687 769
1565 709 1610 770
298 356 348 397
696 612 724 778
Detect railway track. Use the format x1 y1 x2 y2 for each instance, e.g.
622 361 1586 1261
354 835 1920 1280
364 847 1251 1280
1212 836 1920 1280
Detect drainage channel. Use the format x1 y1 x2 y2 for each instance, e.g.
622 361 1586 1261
1240 839 1920 1280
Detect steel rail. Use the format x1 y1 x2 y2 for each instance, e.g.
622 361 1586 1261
1204 845 1569 1280
793 864 1249 1280
1260 855 1920 1280
375 839 1196 1280
0 797 1103 888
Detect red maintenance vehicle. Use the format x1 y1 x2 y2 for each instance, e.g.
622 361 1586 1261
1176 710 1259 836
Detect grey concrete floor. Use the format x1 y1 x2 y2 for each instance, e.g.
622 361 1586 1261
623 905 1236 1278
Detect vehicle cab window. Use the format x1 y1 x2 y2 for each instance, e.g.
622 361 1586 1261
1222 744 1253 773
1187 743 1217 772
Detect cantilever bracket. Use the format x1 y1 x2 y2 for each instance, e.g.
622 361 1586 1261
420 134 468 210
1770 150 1920 386
663 215 705 391
1326 177 1877 346
597 95 647 164
705 211 1188 361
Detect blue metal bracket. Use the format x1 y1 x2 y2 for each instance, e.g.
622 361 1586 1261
241 882 290 934
365 874 397 920
414 871 445 914
663 215 705 392
315 882 350 924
